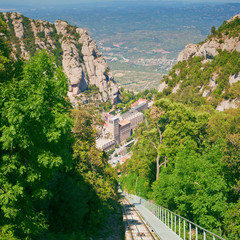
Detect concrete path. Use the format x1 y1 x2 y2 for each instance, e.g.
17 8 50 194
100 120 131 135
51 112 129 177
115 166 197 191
126 195 182 240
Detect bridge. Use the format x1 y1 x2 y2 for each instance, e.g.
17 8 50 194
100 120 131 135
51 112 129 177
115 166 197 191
122 192 226 240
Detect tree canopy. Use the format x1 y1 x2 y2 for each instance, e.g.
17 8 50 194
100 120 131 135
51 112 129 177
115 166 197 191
0 31 120 239
120 99 240 239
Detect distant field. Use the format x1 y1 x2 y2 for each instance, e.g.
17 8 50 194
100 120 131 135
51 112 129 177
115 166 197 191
100 29 204 89
112 70 164 92
17 2 240 91
99 29 205 59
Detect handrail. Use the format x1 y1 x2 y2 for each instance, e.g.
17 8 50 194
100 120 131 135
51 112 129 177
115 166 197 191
128 194 226 240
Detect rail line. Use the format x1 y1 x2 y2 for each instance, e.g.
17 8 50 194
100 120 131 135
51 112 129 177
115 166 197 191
121 196 157 240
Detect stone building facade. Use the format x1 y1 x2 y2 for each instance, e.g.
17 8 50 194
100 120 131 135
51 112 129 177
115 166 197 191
121 109 143 131
108 116 120 144
119 119 131 143
96 138 116 152
105 98 148 146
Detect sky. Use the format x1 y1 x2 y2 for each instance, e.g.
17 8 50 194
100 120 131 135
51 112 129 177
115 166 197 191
1 0 240 4
0 0 239 10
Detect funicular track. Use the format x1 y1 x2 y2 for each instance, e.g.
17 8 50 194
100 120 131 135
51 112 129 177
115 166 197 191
121 196 157 240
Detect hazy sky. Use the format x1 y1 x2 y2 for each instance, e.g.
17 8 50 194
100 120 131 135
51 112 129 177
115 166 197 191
0 0 239 10
1 0 240 4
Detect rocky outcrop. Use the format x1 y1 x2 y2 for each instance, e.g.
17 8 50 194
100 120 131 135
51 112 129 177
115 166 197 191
78 28 119 102
177 36 240 62
216 99 240 111
172 81 182 94
158 81 168 93
228 13 240 23
158 13 240 111
202 77 218 97
195 40 220 59
177 44 199 62
2 12 119 105
229 73 240 86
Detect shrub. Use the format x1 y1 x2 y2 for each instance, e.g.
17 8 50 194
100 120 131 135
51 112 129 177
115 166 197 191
108 148 114 154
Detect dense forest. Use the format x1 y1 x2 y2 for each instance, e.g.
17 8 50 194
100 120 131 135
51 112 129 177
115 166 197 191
0 19 122 239
120 99 239 239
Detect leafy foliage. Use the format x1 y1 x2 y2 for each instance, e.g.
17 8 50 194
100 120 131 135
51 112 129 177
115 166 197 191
120 98 240 239
0 50 73 238
0 47 120 239
214 17 240 39
156 50 240 107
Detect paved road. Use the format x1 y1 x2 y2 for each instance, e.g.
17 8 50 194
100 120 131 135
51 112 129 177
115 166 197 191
125 195 182 240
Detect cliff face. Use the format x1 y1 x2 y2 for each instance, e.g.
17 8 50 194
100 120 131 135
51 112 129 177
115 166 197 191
158 14 240 111
1 12 119 105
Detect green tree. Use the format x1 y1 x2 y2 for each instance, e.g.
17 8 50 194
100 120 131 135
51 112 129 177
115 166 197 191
211 26 216 34
0 51 73 238
153 145 227 236
121 99 210 196
0 19 23 83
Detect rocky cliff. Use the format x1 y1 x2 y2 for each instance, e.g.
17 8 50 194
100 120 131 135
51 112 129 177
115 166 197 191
1 12 120 105
158 14 240 111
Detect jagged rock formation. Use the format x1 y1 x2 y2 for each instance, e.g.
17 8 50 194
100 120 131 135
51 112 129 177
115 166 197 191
229 73 240 86
177 14 240 63
1 12 120 105
216 99 240 111
201 77 218 97
177 37 240 62
159 13 240 111
158 81 168 93
177 43 200 62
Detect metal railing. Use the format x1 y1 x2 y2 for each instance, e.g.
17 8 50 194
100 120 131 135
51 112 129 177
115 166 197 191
129 194 226 240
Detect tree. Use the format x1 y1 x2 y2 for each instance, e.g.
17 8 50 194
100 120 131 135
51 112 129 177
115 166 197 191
211 26 216 34
153 145 228 236
148 106 167 180
147 99 209 179
0 51 73 238
120 99 210 198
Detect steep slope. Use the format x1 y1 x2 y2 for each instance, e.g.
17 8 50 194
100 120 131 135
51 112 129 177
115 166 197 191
158 14 240 111
0 12 119 105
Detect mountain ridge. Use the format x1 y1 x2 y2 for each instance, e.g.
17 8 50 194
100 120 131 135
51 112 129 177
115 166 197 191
158 14 240 111
0 12 120 105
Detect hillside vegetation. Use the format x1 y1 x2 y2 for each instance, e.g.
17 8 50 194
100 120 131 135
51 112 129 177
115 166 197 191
120 99 240 239
0 19 121 240
157 16 240 109
120 15 240 240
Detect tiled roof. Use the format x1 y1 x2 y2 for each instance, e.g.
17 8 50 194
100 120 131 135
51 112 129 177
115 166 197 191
122 156 129 162
131 101 139 108
139 98 148 102
132 102 147 111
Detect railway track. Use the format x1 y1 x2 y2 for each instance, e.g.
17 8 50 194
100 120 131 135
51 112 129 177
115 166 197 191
121 196 157 240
